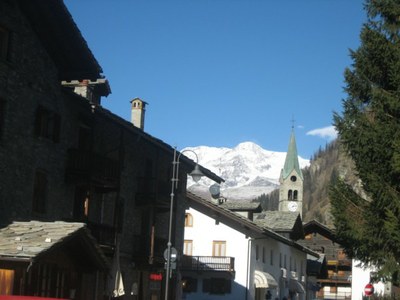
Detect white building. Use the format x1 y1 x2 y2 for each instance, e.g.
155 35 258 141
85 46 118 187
182 192 318 300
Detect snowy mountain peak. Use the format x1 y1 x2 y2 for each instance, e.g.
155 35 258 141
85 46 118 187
234 141 263 152
185 142 309 201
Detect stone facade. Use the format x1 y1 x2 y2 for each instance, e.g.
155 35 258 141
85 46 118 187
0 1 222 299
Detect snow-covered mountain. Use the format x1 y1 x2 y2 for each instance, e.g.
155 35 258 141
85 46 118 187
184 142 310 201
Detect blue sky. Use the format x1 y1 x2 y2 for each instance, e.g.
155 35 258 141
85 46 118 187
64 0 366 159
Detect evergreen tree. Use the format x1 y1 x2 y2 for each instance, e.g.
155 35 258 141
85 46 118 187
331 0 400 282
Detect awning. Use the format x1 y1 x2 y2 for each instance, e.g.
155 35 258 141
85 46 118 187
289 279 305 294
254 270 278 289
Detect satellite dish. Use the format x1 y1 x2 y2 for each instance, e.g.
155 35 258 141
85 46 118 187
209 184 220 199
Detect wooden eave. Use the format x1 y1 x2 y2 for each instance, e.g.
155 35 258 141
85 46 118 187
18 0 106 83
303 220 337 242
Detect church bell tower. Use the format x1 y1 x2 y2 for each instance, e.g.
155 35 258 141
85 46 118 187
278 129 303 217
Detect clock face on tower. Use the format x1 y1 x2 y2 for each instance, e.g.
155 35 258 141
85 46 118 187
288 201 298 212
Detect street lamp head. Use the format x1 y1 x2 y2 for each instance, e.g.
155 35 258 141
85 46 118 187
190 164 204 183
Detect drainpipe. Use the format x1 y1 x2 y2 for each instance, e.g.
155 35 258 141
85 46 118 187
246 238 252 300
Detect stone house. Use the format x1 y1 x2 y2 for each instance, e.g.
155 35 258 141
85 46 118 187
0 1 223 299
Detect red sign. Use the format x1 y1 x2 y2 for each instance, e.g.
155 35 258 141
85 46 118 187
0 297 69 300
364 283 374 296
149 273 163 281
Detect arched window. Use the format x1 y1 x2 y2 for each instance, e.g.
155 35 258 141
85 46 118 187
293 190 298 200
288 190 293 200
185 213 193 227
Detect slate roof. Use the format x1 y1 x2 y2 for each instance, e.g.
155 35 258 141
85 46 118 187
255 211 300 231
219 200 261 211
0 221 107 268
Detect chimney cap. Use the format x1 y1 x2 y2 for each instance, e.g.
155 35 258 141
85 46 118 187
130 97 148 105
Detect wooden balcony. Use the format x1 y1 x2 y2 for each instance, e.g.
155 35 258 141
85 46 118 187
87 222 116 248
135 177 171 209
181 255 235 273
65 148 120 191
132 234 167 266
326 259 352 269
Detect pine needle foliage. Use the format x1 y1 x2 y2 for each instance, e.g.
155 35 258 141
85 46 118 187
331 0 400 283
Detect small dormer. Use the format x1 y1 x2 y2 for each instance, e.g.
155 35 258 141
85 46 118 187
130 98 147 130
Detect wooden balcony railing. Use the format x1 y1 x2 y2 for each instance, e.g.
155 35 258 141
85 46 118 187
327 259 352 267
135 177 171 208
66 149 120 190
181 255 235 272
87 222 116 247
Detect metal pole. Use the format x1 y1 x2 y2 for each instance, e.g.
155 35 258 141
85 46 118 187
165 148 178 300
164 148 202 300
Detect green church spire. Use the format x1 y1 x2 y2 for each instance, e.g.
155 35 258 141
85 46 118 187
282 129 303 180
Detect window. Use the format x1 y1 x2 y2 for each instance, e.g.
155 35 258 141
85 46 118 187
256 244 259 261
203 278 231 294
0 98 5 139
32 169 47 214
262 247 265 263
182 277 197 293
185 213 193 227
0 269 14 294
288 190 292 200
35 106 61 142
290 175 297 182
293 190 298 200
212 241 226 256
78 124 91 150
184 240 193 256
0 26 9 60
270 249 274 266
301 260 304 277
337 250 346 260
73 186 90 220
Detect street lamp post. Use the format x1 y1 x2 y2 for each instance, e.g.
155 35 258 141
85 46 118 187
164 148 203 300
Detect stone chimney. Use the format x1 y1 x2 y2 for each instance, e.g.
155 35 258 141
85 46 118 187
130 98 147 130
61 79 111 105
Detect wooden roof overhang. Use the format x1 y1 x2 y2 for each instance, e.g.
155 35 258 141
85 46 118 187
303 220 337 242
18 0 110 93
